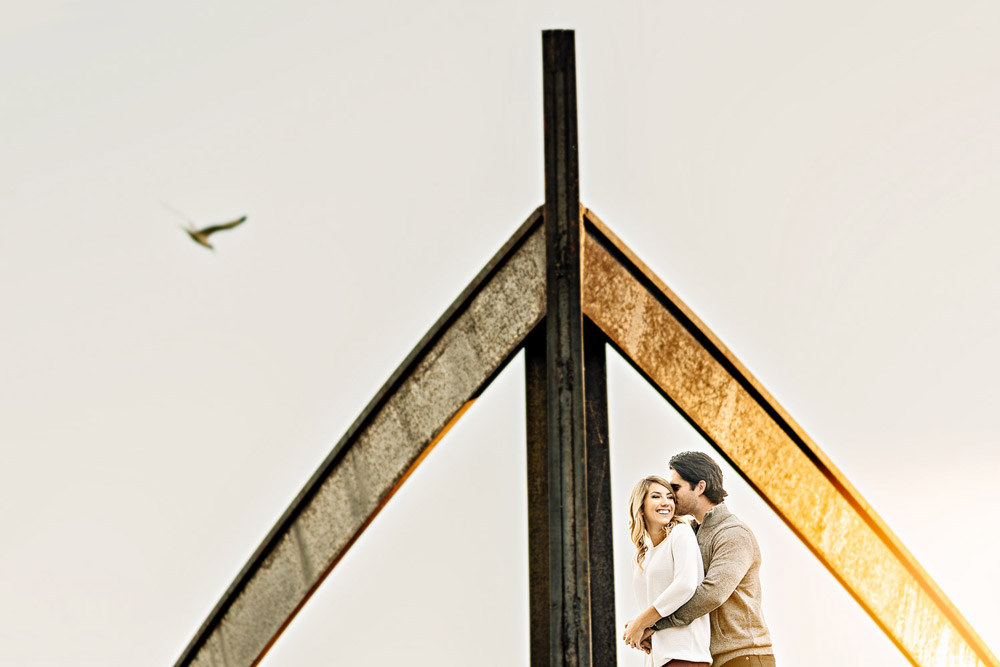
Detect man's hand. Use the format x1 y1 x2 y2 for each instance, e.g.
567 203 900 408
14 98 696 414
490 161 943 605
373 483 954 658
635 626 653 653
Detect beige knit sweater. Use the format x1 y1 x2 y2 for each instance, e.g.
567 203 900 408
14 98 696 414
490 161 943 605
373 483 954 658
651 503 774 666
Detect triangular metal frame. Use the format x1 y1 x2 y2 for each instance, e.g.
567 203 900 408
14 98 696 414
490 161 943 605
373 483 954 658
176 31 998 667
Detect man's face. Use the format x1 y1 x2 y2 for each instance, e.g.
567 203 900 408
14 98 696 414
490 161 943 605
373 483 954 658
668 468 699 516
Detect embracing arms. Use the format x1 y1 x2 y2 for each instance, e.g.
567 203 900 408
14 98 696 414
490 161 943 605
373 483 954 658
652 525 755 630
623 524 701 648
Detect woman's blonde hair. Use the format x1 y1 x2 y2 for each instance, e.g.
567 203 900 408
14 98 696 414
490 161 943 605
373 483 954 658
628 475 685 570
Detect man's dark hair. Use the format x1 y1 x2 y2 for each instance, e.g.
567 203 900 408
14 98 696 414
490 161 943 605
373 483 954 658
669 451 728 504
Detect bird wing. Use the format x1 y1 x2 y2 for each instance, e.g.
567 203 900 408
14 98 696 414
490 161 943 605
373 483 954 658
185 228 214 249
198 215 247 236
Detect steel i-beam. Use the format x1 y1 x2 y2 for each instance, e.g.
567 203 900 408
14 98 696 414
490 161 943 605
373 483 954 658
526 29 616 667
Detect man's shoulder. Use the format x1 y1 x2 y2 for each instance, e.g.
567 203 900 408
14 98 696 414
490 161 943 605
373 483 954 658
708 504 746 528
707 509 758 543
712 522 753 541
703 511 762 565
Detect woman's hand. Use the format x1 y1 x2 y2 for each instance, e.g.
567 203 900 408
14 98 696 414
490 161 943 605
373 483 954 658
623 606 659 651
622 618 648 650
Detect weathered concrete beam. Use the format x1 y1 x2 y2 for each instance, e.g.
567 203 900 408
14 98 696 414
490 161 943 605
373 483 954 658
176 208 546 666
580 208 999 667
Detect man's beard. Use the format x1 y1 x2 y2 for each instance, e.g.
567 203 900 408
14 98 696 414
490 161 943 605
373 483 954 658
675 500 695 516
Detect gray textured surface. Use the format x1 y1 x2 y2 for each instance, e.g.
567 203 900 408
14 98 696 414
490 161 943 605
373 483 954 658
183 225 546 666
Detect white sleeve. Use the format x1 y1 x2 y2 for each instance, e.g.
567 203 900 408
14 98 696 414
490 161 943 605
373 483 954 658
651 524 702 618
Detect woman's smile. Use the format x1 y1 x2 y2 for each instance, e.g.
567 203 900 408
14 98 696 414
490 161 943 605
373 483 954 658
642 482 676 536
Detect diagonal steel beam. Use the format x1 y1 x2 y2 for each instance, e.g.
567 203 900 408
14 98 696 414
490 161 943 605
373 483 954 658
175 29 997 667
580 208 999 667
175 209 546 667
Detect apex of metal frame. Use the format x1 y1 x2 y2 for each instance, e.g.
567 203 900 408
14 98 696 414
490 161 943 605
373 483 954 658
174 30 998 667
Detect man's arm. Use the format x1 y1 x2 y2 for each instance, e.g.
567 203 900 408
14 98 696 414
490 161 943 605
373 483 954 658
651 523 701 617
624 526 700 649
625 525 701 651
652 526 755 630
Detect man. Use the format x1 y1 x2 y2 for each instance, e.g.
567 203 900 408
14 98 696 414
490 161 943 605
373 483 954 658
627 451 775 667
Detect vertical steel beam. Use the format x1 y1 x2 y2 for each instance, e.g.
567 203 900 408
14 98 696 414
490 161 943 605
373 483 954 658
543 28 589 667
525 326 552 667
526 29 616 667
527 321 615 667
583 318 615 666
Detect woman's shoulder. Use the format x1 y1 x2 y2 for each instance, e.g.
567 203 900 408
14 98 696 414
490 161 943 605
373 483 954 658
670 520 697 541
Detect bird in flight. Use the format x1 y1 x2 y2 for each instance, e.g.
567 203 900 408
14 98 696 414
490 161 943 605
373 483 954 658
163 203 247 250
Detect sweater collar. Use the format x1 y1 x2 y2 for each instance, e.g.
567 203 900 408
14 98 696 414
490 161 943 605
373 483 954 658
698 502 730 530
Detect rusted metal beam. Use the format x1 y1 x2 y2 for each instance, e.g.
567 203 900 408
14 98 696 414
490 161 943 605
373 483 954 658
175 209 546 667
525 325 551 667
580 207 999 667
174 26 997 667
582 318 615 666
537 29 601 667
526 317 615 667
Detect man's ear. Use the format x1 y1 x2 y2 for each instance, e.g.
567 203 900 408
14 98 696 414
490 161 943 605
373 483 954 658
695 480 707 496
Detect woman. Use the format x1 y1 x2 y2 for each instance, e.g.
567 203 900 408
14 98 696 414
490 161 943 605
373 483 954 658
623 475 711 667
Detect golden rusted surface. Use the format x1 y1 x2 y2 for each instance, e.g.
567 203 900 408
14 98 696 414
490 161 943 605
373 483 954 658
581 209 997 667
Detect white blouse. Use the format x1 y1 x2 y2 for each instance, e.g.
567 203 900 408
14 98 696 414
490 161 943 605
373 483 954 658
631 522 712 666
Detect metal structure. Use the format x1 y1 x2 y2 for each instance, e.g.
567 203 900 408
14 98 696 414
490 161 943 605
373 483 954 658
176 30 998 667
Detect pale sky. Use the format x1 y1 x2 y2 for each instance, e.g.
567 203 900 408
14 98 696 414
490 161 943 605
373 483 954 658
1 1 998 665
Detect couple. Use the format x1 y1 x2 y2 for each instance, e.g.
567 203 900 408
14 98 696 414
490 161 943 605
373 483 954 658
623 451 776 667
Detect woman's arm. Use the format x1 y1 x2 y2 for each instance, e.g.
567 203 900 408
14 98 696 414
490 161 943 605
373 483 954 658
650 524 700 617
623 524 701 649
652 525 756 630
623 604 662 648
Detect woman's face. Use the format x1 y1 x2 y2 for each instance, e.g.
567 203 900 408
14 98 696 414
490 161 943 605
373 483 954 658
642 482 676 533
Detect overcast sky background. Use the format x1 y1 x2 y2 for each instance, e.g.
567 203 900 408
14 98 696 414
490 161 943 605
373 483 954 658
2 1 998 665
